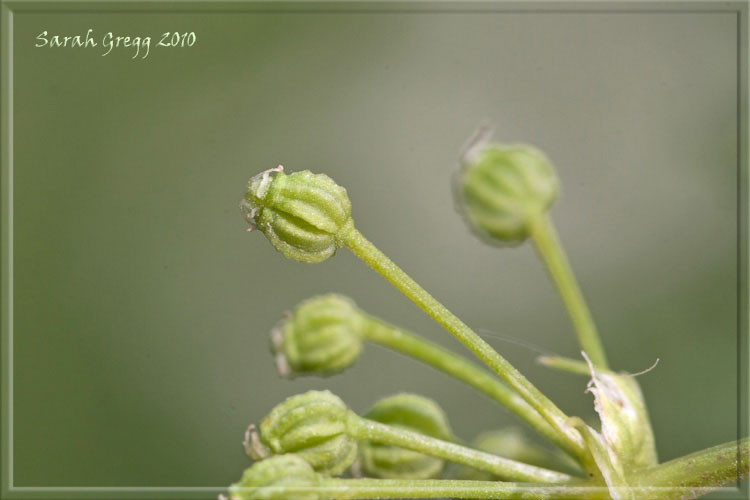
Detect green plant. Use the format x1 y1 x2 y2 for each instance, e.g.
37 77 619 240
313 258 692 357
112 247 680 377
226 132 748 500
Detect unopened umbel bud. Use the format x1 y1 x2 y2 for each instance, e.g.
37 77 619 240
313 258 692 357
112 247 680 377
456 131 558 243
358 393 453 479
228 454 320 500
240 166 353 263
272 294 364 378
256 390 357 476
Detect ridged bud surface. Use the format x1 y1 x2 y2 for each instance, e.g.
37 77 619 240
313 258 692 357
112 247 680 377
240 166 352 263
272 294 364 378
359 393 453 479
457 137 558 243
228 454 320 500
259 390 357 476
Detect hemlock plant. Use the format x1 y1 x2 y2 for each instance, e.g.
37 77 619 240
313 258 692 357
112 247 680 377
226 131 749 500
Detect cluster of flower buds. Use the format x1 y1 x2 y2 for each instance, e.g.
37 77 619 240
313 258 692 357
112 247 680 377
241 389 455 483
229 130 680 500
358 393 454 479
240 134 559 258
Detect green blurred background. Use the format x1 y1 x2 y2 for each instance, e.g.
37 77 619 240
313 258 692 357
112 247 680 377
10 6 739 492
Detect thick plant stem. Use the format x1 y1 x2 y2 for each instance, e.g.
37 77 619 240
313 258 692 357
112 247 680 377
635 438 750 500
346 413 574 483
236 480 609 500
526 214 609 369
340 222 588 464
362 315 575 458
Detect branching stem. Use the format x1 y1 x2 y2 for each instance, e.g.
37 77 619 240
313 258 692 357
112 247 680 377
339 225 590 466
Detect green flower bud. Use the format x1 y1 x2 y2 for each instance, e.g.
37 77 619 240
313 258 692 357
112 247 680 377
240 166 353 263
252 390 357 476
358 393 453 479
228 454 321 500
456 129 559 243
272 294 364 378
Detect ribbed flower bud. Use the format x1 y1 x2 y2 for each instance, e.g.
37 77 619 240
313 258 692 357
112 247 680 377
228 454 320 500
240 166 353 263
358 393 453 479
251 390 357 476
272 294 364 378
456 129 559 243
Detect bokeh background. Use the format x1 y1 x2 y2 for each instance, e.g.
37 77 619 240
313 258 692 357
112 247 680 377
11 6 739 493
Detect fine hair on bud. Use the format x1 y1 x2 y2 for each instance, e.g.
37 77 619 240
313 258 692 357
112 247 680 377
240 166 353 263
272 294 364 378
257 390 357 476
358 393 454 479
